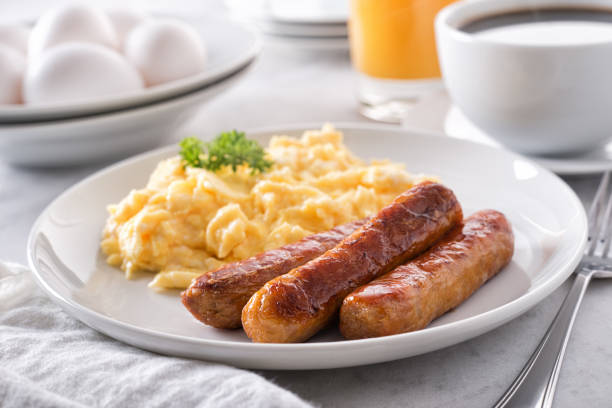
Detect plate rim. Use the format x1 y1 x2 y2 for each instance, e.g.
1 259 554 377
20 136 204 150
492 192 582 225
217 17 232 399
26 123 587 363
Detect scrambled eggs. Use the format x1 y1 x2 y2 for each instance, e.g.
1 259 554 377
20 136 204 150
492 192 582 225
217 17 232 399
101 125 425 290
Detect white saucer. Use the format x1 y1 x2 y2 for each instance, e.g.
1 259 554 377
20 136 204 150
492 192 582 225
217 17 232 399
445 106 612 175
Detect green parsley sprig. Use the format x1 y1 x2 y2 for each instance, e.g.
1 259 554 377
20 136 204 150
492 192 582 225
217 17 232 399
178 137 206 168
179 130 274 175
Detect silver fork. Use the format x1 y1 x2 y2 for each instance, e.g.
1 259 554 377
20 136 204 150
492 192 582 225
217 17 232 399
494 171 612 408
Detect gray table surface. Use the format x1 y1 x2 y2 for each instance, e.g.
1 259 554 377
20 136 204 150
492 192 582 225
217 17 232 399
2 3 611 407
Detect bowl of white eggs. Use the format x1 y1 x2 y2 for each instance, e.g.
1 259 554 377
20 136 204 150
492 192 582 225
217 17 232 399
0 4 260 166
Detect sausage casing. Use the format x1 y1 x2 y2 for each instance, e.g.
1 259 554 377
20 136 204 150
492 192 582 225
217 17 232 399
339 210 514 340
181 219 367 329
242 182 463 343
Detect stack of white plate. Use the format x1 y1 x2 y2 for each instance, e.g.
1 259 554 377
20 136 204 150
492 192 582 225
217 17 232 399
0 17 261 167
225 0 349 51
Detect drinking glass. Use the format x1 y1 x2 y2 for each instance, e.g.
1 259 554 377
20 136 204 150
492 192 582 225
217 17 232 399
349 0 456 123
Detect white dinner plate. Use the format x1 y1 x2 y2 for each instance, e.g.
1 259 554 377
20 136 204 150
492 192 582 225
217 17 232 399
28 123 587 370
445 106 612 175
0 17 260 124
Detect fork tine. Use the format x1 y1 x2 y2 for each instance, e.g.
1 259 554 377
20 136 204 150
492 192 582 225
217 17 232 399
586 171 610 255
592 189 612 257
598 190 612 258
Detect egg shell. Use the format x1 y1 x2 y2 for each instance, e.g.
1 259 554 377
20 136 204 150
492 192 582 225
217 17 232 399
0 24 30 55
29 4 118 59
0 45 25 104
24 42 143 105
124 18 206 87
106 9 148 50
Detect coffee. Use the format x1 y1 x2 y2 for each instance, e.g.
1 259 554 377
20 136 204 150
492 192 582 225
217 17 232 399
460 8 612 45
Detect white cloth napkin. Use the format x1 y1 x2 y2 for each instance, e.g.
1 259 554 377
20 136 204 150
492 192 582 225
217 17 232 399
0 261 313 408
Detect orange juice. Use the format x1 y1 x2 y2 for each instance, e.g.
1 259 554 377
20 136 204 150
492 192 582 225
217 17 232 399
349 0 456 79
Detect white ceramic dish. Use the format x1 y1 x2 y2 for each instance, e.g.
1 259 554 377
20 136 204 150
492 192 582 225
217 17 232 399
0 60 254 166
27 123 587 370
435 0 612 155
225 0 348 38
264 35 349 51
251 19 347 38
445 106 612 175
224 0 348 25
0 17 260 124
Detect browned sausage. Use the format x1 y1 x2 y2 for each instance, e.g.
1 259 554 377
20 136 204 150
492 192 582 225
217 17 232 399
339 210 514 340
181 219 367 329
242 182 463 343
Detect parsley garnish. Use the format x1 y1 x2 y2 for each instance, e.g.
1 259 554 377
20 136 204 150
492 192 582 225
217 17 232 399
179 130 273 175
178 137 206 169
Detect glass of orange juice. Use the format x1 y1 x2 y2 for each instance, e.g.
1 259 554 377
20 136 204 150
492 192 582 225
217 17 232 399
349 0 457 122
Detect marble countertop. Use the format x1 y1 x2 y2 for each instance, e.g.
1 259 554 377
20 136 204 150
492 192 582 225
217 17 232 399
2 2 611 407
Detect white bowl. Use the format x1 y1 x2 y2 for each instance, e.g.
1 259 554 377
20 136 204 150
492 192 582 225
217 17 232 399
435 0 612 155
0 16 260 124
0 61 254 166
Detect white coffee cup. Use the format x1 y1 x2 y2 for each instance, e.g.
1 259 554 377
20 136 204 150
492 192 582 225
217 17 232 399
435 0 612 155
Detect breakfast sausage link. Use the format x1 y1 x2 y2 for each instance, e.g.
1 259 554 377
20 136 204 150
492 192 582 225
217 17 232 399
181 219 367 329
339 210 514 340
242 182 463 343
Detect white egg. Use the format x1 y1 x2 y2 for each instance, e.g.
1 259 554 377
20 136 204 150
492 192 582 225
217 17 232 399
106 9 148 50
124 19 206 87
0 45 25 104
0 24 30 55
29 4 118 59
24 42 143 105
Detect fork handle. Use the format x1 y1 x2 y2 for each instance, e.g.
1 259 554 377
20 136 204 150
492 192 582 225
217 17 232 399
493 270 593 408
